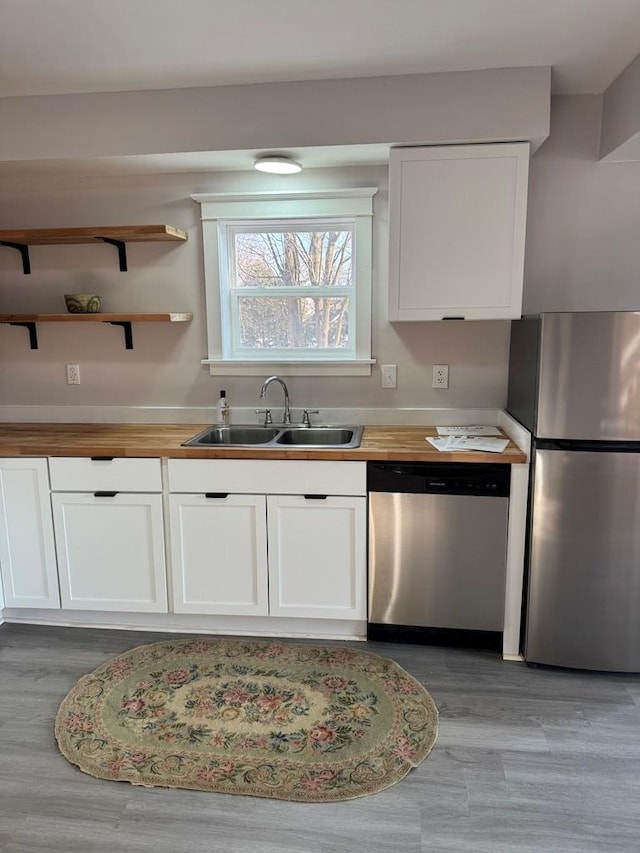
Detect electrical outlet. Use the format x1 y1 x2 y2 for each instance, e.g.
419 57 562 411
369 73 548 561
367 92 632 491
66 363 80 385
432 364 449 389
381 364 397 388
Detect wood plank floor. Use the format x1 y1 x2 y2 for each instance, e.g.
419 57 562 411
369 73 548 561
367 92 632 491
1 623 639 853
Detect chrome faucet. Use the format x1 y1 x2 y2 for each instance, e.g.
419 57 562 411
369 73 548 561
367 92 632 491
259 375 292 424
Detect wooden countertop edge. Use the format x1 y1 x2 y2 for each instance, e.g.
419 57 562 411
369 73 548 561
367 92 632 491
0 446 527 463
0 423 528 465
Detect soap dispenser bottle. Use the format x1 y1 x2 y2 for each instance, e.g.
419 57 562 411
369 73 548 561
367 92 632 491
216 389 230 425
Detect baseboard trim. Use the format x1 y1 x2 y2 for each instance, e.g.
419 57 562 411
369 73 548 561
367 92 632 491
1 609 367 641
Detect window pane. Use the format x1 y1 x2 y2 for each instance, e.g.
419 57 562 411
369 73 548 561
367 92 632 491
238 296 350 349
234 230 353 288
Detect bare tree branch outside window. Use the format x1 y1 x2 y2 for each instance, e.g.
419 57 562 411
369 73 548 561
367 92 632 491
233 229 353 350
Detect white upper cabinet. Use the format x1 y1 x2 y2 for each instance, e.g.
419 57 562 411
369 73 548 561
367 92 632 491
388 143 530 321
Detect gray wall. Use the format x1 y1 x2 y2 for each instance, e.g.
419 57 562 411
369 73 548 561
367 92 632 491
524 95 640 314
600 53 640 160
0 167 510 412
0 94 637 415
0 68 550 161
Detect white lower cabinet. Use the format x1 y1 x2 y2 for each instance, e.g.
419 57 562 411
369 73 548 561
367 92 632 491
52 492 167 612
2 455 366 628
267 495 367 619
49 457 167 613
0 458 59 609
167 460 367 621
168 493 269 616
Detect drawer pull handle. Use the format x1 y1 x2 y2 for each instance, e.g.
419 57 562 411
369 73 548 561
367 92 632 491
205 492 229 499
304 494 328 500
94 491 118 498
90 456 115 461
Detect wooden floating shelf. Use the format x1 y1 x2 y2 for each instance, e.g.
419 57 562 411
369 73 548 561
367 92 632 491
0 313 192 322
0 224 188 273
0 313 193 350
0 225 188 245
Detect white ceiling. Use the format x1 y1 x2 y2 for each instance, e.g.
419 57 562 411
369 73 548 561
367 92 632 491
2 0 640 99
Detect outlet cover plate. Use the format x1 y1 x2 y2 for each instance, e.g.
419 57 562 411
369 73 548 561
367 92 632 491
432 364 449 389
381 364 397 388
66 363 80 385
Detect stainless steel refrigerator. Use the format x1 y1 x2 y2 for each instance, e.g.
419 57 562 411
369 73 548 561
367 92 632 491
508 311 640 672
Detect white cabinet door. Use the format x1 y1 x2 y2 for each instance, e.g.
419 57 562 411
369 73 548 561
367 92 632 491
52 493 167 612
388 142 529 321
0 458 59 609
267 495 367 620
168 493 268 616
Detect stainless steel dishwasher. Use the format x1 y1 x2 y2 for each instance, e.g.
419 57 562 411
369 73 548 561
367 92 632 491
368 462 510 645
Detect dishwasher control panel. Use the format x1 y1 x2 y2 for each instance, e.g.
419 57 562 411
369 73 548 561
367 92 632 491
367 462 510 497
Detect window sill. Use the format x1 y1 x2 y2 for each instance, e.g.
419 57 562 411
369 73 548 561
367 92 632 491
202 359 376 377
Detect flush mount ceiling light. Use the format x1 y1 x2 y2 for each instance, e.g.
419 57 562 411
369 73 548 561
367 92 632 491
254 154 302 174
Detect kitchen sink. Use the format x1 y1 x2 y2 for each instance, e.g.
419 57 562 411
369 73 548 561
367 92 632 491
183 426 280 446
275 427 361 447
182 424 363 448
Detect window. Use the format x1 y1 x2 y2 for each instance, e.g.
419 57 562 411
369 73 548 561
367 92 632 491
192 188 377 376
223 221 354 356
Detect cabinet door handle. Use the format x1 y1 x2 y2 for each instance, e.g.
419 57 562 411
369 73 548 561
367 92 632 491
90 456 115 461
205 492 229 499
304 494 328 500
94 491 118 497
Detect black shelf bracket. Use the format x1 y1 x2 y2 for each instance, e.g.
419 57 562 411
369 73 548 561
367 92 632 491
107 320 133 349
5 321 38 349
95 236 128 271
0 241 31 274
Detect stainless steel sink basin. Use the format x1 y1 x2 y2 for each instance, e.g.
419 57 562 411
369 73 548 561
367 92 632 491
276 427 362 447
183 426 280 446
182 424 363 448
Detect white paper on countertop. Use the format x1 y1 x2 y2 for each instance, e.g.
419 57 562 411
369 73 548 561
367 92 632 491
436 425 502 436
426 436 510 453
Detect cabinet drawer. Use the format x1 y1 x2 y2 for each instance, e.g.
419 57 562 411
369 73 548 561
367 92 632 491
49 457 162 492
167 459 366 496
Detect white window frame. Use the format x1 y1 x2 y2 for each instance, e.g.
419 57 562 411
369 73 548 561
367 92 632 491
192 188 378 377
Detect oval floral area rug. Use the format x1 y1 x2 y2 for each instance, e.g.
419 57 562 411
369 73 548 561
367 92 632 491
55 638 439 802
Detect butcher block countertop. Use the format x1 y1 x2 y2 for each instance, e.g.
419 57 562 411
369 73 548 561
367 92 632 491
0 423 527 464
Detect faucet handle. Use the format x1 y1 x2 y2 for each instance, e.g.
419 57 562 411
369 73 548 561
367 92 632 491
302 409 319 427
255 408 273 425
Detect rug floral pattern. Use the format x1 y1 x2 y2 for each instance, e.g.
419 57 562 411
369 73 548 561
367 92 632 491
55 639 439 801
